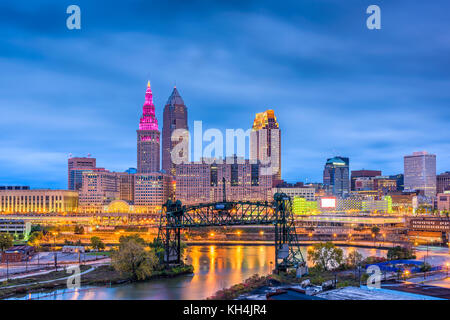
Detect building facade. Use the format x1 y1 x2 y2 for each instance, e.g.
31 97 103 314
437 191 450 212
323 156 350 198
250 110 281 184
404 151 436 199
273 187 315 201
134 173 173 213
68 157 97 191
78 170 120 213
175 157 272 205
0 189 78 214
162 86 188 176
437 172 450 194
137 81 160 173
0 219 31 237
351 170 381 191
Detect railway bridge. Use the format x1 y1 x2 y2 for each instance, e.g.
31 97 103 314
157 193 307 274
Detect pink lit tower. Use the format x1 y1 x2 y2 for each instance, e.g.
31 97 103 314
137 81 160 173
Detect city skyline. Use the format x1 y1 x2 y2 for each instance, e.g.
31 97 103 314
1 0 449 188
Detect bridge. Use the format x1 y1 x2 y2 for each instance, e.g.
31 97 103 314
157 193 307 274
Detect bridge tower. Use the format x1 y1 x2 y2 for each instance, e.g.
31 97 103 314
157 193 307 274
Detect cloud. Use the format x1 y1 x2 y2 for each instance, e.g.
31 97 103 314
0 0 449 187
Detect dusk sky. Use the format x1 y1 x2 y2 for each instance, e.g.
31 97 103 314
0 0 449 189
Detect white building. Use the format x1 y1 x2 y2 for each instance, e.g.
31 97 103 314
404 151 436 199
272 187 315 201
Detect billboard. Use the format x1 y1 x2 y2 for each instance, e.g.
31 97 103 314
321 197 336 208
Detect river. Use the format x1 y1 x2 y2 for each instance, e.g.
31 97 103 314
9 245 387 300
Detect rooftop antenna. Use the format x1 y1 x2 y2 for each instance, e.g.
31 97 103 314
87 153 91 158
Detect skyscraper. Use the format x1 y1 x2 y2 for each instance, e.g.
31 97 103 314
137 81 160 173
162 86 188 176
68 156 97 190
250 110 281 184
323 156 350 197
404 151 436 198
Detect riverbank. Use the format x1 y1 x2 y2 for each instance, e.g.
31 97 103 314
0 264 194 300
207 268 363 300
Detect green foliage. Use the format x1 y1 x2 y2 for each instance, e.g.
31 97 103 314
30 224 49 235
74 225 85 235
112 238 158 281
346 250 364 268
119 234 147 247
28 231 44 247
420 262 432 272
307 242 344 271
0 234 14 251
209 274 271 300
90 236 105 251
150 237 187 264
387 246 416 260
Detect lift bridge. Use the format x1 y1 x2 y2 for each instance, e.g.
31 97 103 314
157 192 307 275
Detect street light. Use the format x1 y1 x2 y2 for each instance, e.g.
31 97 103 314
403 269 410 281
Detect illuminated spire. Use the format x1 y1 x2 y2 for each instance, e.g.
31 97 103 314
139 81 159 131
252 109 279 131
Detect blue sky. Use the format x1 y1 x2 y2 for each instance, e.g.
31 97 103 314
0 0 449 188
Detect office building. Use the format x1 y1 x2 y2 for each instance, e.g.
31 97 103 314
437 172 450 194
404 151 436 198
323 156 350 197
351 170 381 191
134 173 173 213
162 86 188 176
137 81 160 173
389 174 404 191
273 187 315 201
250 110 281 184
68 157 97 190
78 170 120 213
175 157 272 205
437 191 450 211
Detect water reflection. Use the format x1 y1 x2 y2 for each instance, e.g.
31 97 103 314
8 245 386 300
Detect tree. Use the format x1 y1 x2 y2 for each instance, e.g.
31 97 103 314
371 226 380 237
307 242 344 271
346 250 364 268
90 236 105 251
387 246 416 260
0 234 14 252
119 234 147 247
28 231 44 246
74 225 84 235
112 239 158 280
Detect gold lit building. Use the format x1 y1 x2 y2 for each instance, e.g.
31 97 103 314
0 189 78 214
250 109 281 183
